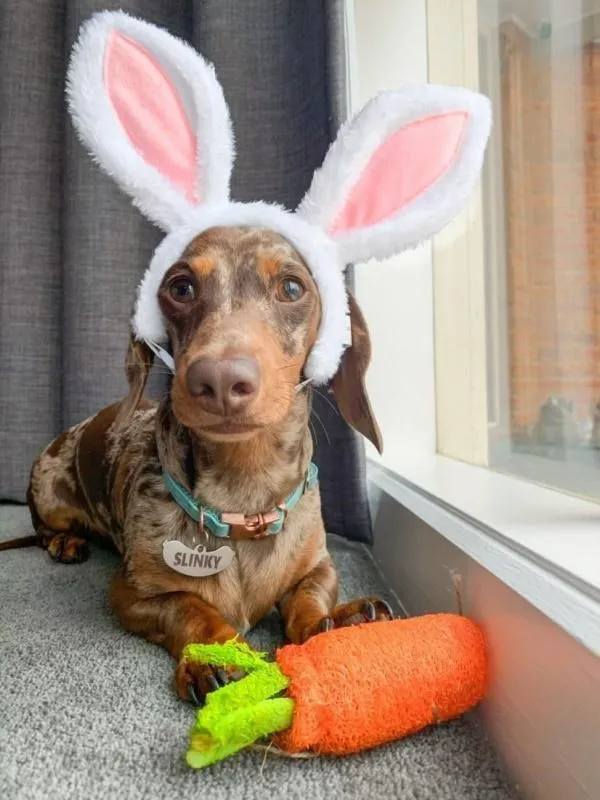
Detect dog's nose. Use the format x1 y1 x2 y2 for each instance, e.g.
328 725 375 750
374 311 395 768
186 357 260 415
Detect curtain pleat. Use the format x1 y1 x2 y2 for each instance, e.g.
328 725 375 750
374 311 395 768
0 0 66 496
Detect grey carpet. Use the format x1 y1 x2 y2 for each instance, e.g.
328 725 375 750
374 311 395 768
0 505 517 800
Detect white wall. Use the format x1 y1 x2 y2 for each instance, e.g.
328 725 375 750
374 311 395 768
349 0 437 463
369 481 600 800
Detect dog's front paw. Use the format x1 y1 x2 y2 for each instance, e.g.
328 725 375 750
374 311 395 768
46 532 89 564
174 658 245 705
317 596 395 634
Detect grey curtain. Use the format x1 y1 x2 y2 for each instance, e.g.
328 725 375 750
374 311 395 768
0 0 373 544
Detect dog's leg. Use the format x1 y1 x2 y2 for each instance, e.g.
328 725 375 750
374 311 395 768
27 453 91 564
28 507 90 564
279 557 394 644
28 496 90 564
43 529 90 564
110 571 246 703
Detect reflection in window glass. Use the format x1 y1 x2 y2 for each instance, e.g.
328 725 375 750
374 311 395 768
481 1 600 497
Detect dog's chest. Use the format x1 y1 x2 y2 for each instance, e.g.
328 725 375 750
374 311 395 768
129 491 324 633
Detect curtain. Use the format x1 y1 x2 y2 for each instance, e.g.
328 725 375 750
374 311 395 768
0 0 373 544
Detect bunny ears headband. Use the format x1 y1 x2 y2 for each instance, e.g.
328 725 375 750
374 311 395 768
67 11 492 384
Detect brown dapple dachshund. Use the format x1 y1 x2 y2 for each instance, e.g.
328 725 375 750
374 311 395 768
12 225 392 703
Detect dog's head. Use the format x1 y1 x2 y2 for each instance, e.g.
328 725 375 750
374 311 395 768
67 12 492 452
163 226 320 440
123 224 380 448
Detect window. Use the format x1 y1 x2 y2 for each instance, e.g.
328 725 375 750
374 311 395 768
479 0 600 500
350 0 600 504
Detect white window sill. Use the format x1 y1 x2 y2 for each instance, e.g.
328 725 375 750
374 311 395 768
367 455 600 656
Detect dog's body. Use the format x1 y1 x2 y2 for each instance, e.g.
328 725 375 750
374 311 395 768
15 11 491 706
28 397 326 635
25 226 390 701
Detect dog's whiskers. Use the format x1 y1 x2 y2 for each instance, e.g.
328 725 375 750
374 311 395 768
294 377 313 393
310 408 331 446
124 360 175 375
311 386 340 417
276 362 303 373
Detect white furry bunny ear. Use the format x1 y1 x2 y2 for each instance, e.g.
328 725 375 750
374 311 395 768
297 85 492 265
66 10 234 232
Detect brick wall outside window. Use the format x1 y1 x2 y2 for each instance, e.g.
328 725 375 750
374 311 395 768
500 22 600 441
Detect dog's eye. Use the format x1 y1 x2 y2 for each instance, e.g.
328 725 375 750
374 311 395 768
169 278 195 303
277 278 305 303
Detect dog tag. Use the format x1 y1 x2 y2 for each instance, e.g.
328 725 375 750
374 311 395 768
162 540 234 577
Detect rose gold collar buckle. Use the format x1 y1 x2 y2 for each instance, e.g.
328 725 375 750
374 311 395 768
221 508 281 538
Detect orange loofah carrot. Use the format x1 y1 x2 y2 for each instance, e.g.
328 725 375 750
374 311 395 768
184 614 487 768
276 613 486 755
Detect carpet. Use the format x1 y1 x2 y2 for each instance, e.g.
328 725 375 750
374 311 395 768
0 505 518 800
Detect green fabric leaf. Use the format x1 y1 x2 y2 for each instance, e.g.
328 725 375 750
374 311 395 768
184 640 294 768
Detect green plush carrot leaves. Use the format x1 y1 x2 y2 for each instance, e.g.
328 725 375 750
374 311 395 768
183 641 293 768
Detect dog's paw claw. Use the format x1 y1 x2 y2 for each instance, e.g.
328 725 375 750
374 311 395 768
319 617 335 633
327 596 395 630
175 660 246 705
377 598 395 620
188 682 202 707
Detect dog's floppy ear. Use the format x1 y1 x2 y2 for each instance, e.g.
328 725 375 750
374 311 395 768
330 293 382 454
115 333 155 428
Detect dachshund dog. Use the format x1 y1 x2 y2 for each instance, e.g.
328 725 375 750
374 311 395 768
21 225 392 703
5 9 491 706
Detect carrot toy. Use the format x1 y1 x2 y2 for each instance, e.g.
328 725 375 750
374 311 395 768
184 613 487 768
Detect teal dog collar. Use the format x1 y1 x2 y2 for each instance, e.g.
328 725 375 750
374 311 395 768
163 462 319 539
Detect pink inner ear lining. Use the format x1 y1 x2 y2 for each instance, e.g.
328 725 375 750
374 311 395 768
330 111 469 236
105 31 199 204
